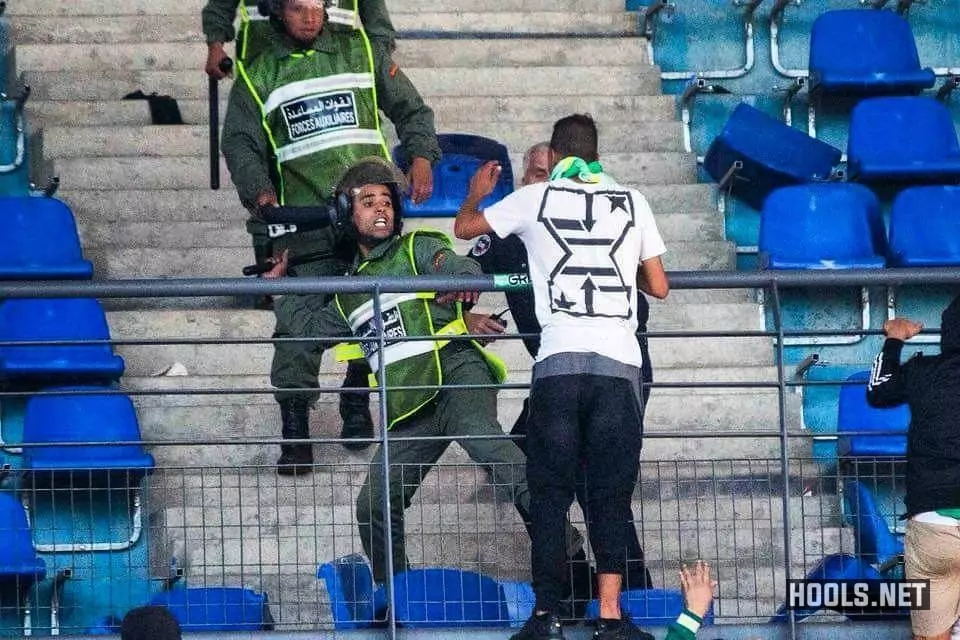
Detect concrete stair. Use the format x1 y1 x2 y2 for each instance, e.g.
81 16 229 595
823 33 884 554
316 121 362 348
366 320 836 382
8 0 800 627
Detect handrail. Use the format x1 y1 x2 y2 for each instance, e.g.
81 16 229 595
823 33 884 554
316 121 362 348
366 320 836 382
1 267 960 299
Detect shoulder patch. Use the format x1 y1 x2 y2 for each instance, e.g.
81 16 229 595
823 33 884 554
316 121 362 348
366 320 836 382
470 234 492 257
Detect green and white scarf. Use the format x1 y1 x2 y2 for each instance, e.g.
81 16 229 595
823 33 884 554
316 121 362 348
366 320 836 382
550 156 605 183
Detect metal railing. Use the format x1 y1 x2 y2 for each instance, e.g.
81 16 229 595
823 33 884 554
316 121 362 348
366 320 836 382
0 267 953 638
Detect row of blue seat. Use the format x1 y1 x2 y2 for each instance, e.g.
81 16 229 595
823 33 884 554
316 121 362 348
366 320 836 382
704 97 960 210
319 555 713 630
759 183 960 270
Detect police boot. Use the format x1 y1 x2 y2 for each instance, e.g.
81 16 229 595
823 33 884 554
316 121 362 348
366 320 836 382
339 362 375 450
276 398 313 476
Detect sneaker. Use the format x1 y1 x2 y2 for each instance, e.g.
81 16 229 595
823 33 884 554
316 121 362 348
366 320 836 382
511 612 564 640
592 618 654 640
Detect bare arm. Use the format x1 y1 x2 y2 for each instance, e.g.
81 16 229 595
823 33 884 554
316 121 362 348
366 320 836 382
454 161 500 239
637 256 669 299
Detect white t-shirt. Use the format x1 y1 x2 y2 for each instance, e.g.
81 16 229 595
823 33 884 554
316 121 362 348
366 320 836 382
483 175 667 368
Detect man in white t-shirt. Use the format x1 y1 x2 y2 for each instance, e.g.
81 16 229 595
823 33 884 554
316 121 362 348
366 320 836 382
454 114 669 640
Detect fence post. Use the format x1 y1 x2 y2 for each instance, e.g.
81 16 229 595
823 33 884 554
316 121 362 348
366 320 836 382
372 285 398 640
769 282 797 640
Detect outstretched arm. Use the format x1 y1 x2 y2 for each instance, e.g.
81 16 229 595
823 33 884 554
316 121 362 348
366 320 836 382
664 560 717 640
454 161 501 239
866 318 922 408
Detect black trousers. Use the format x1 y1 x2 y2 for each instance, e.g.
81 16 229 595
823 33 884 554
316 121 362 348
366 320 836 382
510 348 653 594
526 374 644 613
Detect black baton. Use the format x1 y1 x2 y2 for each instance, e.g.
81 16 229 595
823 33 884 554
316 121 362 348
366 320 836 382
209 57 233 190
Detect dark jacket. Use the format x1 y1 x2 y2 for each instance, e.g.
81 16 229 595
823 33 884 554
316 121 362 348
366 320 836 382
867 295 960 516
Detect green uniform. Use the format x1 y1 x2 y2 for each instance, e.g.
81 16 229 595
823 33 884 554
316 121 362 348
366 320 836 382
276 231 583 583
201 0 396 55
221 20 439 403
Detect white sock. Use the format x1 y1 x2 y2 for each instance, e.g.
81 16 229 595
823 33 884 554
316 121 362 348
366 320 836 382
950 617 960 640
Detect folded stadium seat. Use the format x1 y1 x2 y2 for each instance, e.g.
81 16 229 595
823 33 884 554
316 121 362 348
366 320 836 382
586 588 714 627
837 371 909 460
0 91 32 197
21 387 154 487
703 104 843 210
887 186 960 267
0 492 46 634
0 491 46 587
809 10 935 97
393 133 514 216
0 196 94 279
392 568 511 628
759 184 887 270
848 97 960 184
317 554 387 630
843 478 905 576
770 554 887 622
0 298 125 382
149 587 274 632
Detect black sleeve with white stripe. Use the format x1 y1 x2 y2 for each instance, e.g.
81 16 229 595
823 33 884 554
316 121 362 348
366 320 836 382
866 338 908 408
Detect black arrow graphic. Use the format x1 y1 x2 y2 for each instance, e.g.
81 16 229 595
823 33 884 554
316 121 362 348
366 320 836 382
583 192 595 232
581 276 596 314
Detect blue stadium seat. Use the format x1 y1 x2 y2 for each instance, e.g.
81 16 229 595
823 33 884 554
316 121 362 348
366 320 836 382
843 479 904 572
392 134 514 217
586 588 714 627
0 196 94 279
759 184 887 270
317 554 386 630
837 371 909 458
703 104 842 210
0 93 31 197
21 387 154 485
149 587 274 632
888 186 960 267
809 10 935 96
0 492 46 588
0 298 125 382
392 568 510 628
771 554 881 622
848 97 960 184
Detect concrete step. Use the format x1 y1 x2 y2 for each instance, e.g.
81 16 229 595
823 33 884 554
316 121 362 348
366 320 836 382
12 14 638 45
84 237 730 280
9 0 629 16
23 66 661 101
30 94 679 128
77 210 723 252
120 360 796 467
16 38 650 72
53 153 696 192
59 184 715 222
41 121 684 158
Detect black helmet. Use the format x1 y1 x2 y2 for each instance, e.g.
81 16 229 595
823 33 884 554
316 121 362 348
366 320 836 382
334 157 407 236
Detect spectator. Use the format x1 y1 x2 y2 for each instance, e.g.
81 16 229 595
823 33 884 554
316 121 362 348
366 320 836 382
264 157 586 588
120 607 182 640
221 0 440 471
867 296 960 640
203 0 396 79
454 114 669 640
467 141 655 601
